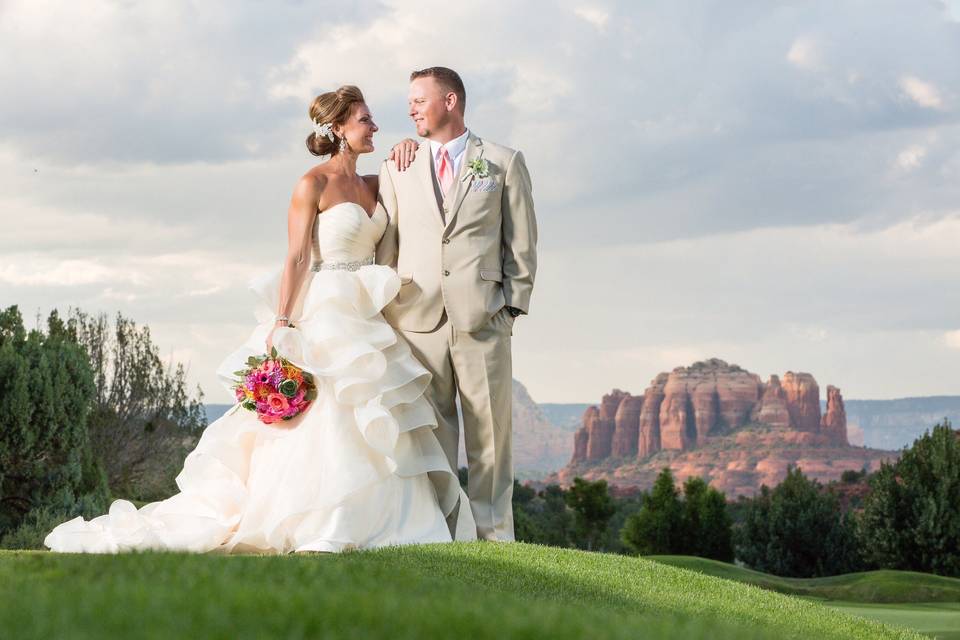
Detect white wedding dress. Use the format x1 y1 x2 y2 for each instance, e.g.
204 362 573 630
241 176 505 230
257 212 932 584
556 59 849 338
45 202 474 554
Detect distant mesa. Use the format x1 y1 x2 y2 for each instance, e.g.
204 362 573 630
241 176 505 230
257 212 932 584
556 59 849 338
556 358 896 496
572 359 849 462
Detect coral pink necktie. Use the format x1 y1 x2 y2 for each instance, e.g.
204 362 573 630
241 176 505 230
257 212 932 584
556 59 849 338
437 147 453 196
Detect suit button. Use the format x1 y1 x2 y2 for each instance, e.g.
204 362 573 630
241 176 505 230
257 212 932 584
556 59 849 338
443 270 450 276
442 239 450 244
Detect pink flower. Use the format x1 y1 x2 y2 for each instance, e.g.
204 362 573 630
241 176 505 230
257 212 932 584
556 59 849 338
261 359 279 373
266 393 289 414
261 414 279 424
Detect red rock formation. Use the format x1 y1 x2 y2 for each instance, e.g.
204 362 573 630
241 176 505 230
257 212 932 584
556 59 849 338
570 407 594 463
639 375 667 457
751 374 791 429
716 369 763 430
657 360 762 449
691 381 719 439
820 385 848 446
567 360 854 478
612 395 643 458
659 375 695 451
599 390 626 420
782 372 821 432
583 396 623 461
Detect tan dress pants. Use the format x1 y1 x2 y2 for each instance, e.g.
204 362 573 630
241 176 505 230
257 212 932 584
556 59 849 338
400 306 515 541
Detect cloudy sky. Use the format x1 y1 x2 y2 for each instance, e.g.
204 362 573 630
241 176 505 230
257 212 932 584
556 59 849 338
2 0 959 404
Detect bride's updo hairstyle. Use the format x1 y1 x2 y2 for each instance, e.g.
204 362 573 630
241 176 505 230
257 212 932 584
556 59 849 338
306 85 365 157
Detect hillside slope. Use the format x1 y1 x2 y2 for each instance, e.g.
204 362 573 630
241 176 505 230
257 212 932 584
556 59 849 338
0 543 922 639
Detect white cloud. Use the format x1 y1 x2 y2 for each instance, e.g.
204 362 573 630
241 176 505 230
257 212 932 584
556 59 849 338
0 259 122 287
574 6 610 30
4 1 960 404
787 36 822 71
946 330 960 349
896 144 927 171
516 215 960 401
899 75 944 109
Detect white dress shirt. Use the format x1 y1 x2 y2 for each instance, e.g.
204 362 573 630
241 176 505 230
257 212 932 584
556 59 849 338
429 129 470 189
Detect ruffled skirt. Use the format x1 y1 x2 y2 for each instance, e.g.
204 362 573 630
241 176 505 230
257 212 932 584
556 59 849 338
44 264 472 554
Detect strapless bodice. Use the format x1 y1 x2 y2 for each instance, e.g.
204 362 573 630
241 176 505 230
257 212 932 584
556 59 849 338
311 202 386 266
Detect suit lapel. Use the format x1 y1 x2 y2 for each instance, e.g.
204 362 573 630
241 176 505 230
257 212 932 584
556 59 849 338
414 146 445 228
444 133 482 232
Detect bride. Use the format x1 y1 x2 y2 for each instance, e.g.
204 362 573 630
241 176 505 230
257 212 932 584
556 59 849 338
44 85 474 554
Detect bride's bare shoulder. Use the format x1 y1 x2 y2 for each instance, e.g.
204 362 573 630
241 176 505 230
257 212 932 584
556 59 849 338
294 170 329 197
288 171 328 214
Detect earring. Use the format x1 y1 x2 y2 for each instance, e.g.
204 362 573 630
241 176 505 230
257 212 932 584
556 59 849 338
339 137 347 153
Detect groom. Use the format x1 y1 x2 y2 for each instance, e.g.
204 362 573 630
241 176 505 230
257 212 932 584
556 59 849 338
377 67 537 541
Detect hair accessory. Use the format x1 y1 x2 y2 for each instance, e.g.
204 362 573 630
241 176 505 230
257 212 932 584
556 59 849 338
313 121 335 142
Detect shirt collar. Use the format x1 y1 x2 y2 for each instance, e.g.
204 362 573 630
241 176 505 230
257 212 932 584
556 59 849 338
429 128 470 162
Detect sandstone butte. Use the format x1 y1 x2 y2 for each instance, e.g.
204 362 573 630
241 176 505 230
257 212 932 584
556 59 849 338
554 358 899 497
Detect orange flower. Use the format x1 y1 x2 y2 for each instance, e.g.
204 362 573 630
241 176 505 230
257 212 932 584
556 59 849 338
283 365 304 383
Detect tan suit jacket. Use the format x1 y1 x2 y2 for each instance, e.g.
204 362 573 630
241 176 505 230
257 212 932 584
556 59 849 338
376 132 537 332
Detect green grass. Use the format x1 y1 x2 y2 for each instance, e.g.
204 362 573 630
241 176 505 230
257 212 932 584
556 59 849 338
0 543 923 639
822 602 960 640
646 555 960 603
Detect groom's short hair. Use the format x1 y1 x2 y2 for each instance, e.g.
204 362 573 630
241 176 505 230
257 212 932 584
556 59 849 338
410 67 466 114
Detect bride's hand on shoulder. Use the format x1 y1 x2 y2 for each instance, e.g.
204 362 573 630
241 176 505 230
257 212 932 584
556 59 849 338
389 139 419 172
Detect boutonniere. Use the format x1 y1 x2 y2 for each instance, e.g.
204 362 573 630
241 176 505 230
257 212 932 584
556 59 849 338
463 156 490 181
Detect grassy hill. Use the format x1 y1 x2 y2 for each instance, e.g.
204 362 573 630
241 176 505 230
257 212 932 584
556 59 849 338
0 543 923 639
645 555 960 603
647 555 960 639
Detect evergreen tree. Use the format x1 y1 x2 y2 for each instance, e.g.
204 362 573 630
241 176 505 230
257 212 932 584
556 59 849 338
621 467 683 555
858 420 960 577
513 483 575 547
565 477 616 550
0 306 109 545
679 476 734 562
679 476 708 554
735 466 862 577
620 471 734 560
697 485 735 562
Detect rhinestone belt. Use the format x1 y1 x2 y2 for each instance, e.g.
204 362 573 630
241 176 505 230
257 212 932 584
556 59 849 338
310 256 375 272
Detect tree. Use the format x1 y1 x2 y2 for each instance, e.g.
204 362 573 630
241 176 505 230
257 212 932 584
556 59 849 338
565 477 616 550
0 306 109 544
679 476 708 554
680 476 734 562
735 466 862 577
620 470 734 561
858 420 960 577
621 467 684 555
513 483 575 547
62 309 206 499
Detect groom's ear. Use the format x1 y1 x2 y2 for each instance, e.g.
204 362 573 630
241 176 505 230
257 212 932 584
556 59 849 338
445 92 460 113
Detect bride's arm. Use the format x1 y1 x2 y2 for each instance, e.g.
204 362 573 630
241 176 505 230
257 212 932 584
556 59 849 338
268 174 324 349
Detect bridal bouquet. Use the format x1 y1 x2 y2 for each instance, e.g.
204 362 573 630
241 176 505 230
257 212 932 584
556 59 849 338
231 348 318 425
